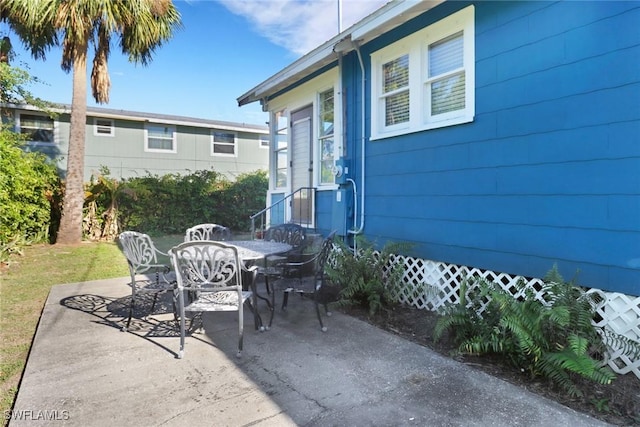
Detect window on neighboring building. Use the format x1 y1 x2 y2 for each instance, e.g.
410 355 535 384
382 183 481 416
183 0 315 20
274 112 288 188
18 113 55 144
212 131 236 156
318 88 335 185
145 124 176 152
94 118 114 136
370 5 475 140
259 135 269 148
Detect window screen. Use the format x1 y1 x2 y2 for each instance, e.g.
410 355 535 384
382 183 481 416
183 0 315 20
428 31 465 116
147 125 174 150
213 132 236 155
383 54 410 126
20 114 54 143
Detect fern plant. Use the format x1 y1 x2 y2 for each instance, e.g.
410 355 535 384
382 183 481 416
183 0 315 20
434 266 618 396
326 237 412 316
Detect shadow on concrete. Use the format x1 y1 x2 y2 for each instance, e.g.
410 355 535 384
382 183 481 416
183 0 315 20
8 277 610 427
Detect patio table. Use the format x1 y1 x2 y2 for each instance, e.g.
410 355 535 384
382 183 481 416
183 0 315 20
229 240 292 329
227 240 292 263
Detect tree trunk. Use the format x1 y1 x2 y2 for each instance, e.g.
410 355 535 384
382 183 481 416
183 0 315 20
56 48 88 245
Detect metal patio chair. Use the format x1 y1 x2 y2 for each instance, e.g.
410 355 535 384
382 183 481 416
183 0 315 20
118 231 176 331
263 223 306 249
268 231 337 331
260 223 307 292
170 240 258 359
184 223 231 242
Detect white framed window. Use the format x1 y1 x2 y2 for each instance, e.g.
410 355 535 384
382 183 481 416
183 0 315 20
145 124 176 152
93 118 114 137
212 131 236 156
318 88 335 185
382 54 410 129
17 113 55 144
259 135 269 148
371 5 475 140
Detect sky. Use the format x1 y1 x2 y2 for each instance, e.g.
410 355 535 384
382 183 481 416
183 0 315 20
2 0 388 126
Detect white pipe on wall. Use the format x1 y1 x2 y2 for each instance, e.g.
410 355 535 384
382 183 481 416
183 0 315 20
347 178 358 236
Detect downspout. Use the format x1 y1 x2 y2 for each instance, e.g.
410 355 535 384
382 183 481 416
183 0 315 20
334 37 366 252
348 43 366 237
338 54 358 236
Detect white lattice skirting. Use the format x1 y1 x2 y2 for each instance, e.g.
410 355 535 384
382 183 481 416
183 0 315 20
386 254 640 380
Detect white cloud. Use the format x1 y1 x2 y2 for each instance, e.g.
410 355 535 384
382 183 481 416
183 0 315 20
218 0 388 56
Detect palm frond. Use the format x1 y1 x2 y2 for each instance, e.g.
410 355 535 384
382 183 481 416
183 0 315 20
434 265 623 393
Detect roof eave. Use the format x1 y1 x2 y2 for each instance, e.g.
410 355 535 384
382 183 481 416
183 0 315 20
237 0 445 107
6 103 268 133
237 41 339 108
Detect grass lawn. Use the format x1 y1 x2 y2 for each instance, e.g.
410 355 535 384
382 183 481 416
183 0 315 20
0 235 184 421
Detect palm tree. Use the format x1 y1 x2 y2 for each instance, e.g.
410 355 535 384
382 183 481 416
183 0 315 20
1 0 181 244
0 36 11 63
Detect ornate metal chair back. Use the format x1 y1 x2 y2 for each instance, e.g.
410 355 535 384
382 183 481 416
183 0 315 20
313 231 337 281
184 223 231 242
264 223 306 252
171 241 241 292
119 231 164 275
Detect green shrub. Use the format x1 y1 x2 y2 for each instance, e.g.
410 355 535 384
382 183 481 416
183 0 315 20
218 171 267 231
327 237 412 316
0 127 59 261
110 169 267 236
433 266 619 397
118 170 220 234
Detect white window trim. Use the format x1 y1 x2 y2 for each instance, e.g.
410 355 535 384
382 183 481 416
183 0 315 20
144 123 177 153
211 131 237 157
272 110 289 190
317 87 337 187
93 117 114 137
17 112 57 145
370 5 475 141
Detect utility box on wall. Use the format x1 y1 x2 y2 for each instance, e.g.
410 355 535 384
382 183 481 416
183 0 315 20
334 158 350 185
332 189 350 236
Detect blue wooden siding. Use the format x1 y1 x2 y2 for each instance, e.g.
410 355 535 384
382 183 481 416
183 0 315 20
269 193 286 225
268 190 333 235
336 1 640 295
315 190 334 237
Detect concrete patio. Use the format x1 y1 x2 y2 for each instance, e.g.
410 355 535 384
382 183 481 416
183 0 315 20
9 277 611 426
